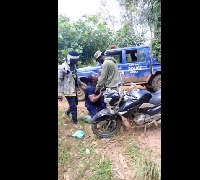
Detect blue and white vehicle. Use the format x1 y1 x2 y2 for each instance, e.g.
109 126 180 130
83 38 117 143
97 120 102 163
58 46 161 100
77 46 161 98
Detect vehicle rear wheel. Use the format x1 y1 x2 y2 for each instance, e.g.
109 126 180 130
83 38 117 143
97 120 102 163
145 86 154 92
92 116 122 138
152 74 161 92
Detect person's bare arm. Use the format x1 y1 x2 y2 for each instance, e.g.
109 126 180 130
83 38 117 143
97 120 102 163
77 77 82 87
88 91 103 103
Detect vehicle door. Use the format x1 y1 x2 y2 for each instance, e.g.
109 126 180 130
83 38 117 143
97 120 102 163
117 50 138 83
136 48 151 82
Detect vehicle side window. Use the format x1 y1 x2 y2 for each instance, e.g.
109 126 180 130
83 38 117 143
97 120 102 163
126 54 133 63
125 50 138 63
136 49 146 62
115 54 121 64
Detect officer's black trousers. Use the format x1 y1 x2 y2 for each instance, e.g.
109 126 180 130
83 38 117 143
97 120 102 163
65 96 77 123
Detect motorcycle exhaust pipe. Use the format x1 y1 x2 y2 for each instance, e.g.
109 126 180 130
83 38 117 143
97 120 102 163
147 104 161 116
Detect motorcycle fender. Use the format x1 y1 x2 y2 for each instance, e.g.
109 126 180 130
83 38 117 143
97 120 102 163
91 109 112 124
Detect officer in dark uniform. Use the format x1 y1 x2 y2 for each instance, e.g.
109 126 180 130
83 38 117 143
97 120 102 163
58 51 79 125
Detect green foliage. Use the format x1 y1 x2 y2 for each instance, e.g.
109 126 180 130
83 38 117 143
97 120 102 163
150 0 161 62
58 13 146 66
58 14 115 65
152 30 161 62
114 24 144 47
116 0 161 61
76 59 97 69
58 0 161 66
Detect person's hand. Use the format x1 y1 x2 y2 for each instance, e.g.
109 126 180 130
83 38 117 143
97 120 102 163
94 88 100 94
99 90 103 96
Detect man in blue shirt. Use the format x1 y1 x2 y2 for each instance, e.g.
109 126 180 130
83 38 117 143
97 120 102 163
85 73 103 118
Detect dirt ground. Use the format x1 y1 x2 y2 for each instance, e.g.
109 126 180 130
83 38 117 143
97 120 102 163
58 85 161 180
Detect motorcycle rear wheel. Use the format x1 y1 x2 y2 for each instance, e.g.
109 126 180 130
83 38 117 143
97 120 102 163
91 116 122 138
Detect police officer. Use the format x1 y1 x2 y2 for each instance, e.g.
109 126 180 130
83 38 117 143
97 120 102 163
58 51 79 125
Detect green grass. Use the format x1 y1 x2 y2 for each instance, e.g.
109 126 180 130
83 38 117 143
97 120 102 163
90 160 113 180
58 110 114 180
79 145 94 157
58 110 65 125
58 110 64 117
58 145 73 166
72 142 113 180
70 139 113 180
129 144 161 180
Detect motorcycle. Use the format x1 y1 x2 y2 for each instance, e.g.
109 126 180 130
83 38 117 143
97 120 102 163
91 84 161 138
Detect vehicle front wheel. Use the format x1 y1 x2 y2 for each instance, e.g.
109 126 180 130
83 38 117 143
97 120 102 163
91 116 122 138
152 74 161 92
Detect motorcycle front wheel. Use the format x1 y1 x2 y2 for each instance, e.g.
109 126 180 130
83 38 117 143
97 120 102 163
91 116 122 138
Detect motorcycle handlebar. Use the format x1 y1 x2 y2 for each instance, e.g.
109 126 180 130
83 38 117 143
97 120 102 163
100 82 123 91
100 87 106 91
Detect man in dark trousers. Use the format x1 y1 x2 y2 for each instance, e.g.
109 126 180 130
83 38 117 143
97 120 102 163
58 51 80 126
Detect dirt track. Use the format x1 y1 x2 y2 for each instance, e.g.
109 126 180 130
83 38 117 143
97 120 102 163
58 85 161 179
58 95 161 161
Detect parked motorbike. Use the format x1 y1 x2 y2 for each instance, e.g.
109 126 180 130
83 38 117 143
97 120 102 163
91 84 161 138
